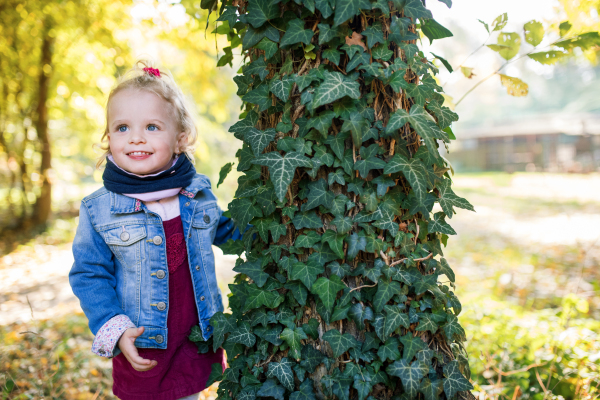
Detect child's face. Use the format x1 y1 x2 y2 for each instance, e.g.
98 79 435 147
107 88 185 175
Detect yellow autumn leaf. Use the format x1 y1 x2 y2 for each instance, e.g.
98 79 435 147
460 66 475 79
498 74 529 97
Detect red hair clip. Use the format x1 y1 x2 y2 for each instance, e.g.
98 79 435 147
143 67 161 77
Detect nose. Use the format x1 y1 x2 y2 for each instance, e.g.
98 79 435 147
128 127 146 144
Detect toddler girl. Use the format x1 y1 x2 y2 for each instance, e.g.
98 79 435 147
69 60 243 400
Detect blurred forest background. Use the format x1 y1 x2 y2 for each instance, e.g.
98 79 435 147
0 0 599 399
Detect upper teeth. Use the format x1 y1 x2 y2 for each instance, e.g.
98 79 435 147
129 152 151 156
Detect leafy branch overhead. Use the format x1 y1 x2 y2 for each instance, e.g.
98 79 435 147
187 0 476 399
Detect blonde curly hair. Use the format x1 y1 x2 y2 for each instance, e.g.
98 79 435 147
96 58 197 168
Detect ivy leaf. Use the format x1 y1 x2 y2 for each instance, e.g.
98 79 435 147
257 378 286 400
388 69 409 93
206 362 224 387
436 179 475 217
284 281 308 306
247 0 280 28
426 102 458 130
331 304 351 322
230 197 263 231
291 379 317 400
233 259 270 287
322 328 359 357
307 110 336 137
323 48 342 65
331 215 353 234
321 229 346 259
362 22 385 48
348 303 373 330
353 375 374 400
280 328 308 360
252 151 313 202
255 325 284 346
399 333 427 360
291 259 325 289
402 0 432 19
295 230 322 248
345 232 367 260
415 313 439 333
229 110 259 139
428 212 456 235
437 258 455 282
244 58 269 80
386 359 429 397
420 19 453 44
325 131 349 161
443 360 474 399
245 128 276 156
333 0 361 26
270 221 287 242
341 113 370 147
311 275 346 313
384 304 410 337
384 154 429 211
257 37 279 60
318 23 345 44
420 378 444 400
229 322 257 347
292 210 323 230
386 104 448 159
442 314 466 341
300 344 326 372
373 279 401 312
242 83 271 111
244 284 284 312
302 179 334 211
313 71 361 109
217 162 234 188
270 75 295 102
377 336 401 362
281 19 315 48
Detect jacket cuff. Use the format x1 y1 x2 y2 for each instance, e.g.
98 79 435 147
91 314 136 358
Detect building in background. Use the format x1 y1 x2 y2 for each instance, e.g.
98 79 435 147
443 113 600 173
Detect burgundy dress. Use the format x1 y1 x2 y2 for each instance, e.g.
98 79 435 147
112 216 226 400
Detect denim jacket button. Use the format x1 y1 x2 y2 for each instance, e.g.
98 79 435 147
195 265 200 271
203 214 211 224
153 236 163 245
155 334 164 344
120 231 130 241
200 296 205 301
156 270 166 279
157 301 166 311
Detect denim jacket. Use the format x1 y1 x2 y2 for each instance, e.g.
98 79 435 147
69 173 241 355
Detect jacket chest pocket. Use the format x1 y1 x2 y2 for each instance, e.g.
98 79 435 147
103 224 147 269
191 205 219 241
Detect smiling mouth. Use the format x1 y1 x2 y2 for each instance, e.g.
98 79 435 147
127 151 153 156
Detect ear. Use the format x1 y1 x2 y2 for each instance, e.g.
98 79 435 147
176 132 188 153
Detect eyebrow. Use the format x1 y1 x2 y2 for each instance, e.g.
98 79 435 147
111 119 167 126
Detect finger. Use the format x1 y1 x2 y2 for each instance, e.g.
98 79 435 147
129 326 144 340
131 360 157 371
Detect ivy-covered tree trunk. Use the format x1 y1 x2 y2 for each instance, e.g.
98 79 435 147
191 1 476 399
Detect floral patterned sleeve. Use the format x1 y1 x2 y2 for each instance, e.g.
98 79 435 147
91 314 136 358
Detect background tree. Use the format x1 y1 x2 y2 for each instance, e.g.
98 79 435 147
188 1 476 399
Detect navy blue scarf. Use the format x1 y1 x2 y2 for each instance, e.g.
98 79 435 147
102 156 196 194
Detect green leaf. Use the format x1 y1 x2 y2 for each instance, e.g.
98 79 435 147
244 58 269 80
210 312 237 351
244 284 284 312
362 22 385 48
280 328 308 360
495 32 521 60
230 197 263 231
300 344 326 372
348 303 373 330
307 110 335 137
373 279 401 312
321 229 346 258
559 21 572 37
528 51 567 65
252 152 313 202
341 113 369 147
229 110 259 139
420 378 444 400
386 104 448 160
206 362 224 387
257 37 279 60
291 379 317 400
399 333 427 360
284 281 308 305
322 328 359 357
242 84 271 111
524 20 544 47
377 336 401 362
345 232 366 260
331 304 351 322
322 48 342 65
427 102 458 130
386 359 429 397
443 360 474 399
313 71 361 109
428 212 456 235
257 378 286 400
437 258 455 282
245 127 276 156
384 305 410 337
233 259 270 287
442 314 466 342
281 19 314 48
430 52 453 73
333 0 361 26
384 154 429 209
402 0 432 20
415 313 439 333
311 275 346 313
420 19 453 44
217 162 234 188
292 210 323 230
291 259 325 289
270 75 295 102
331 215 353 234
318 23 345 44
491 13 508 32
229 322 257 347
247 0 279 28
436 179 475 218
325 131 349 161
372 43 394 61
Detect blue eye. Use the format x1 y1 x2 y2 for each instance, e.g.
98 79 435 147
118 125 128 132
147 124 158 132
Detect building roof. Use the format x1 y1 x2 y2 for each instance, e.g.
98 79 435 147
456 113 600 139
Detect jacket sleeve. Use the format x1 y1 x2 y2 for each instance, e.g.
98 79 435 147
212 206 252 246
69 200 132 355
91 314 136 358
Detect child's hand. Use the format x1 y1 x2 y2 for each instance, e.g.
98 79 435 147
118 327 158 371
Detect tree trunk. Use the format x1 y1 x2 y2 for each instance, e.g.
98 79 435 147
190 1 476 399
33 24 54 226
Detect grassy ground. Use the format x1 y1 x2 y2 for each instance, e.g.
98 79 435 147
1 172 599 399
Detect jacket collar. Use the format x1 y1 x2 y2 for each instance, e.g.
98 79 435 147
110 173 211 214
